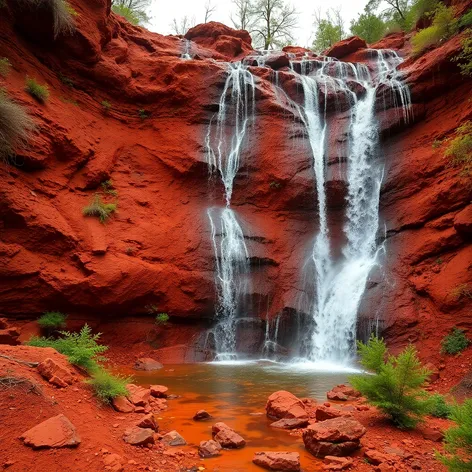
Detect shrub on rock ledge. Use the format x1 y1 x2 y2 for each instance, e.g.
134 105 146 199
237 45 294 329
441 328 470 355
25 77 50 103
349 335 432 429
83 194 117 223
37 311 67 336
86 369 131 403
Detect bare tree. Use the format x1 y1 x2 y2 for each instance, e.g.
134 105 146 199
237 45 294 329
230 0 255 31
170 15 196 35
251 0 298 50
203 0 217 23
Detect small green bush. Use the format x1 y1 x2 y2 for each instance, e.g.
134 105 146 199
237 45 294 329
454 31 472 77
349 335 432 429
450 282 472 301
101 100 112 113
436 399 472 471
441 328 470 355
155 313 169 325
38 311 67 330
445 122 472 176
138 108 149 120
411 4 457 56
430 393 452 418
83 194 117 223
0 89 36 163
25 77 50 103
459 10 472 28
0 57 11 78
27 324 108 372
111 3 149 25
86 369 131 403
100 179 118 196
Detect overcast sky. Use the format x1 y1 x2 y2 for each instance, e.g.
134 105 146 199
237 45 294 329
148 0 368 48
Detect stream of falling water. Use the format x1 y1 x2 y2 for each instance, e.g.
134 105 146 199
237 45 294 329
205 63 256 360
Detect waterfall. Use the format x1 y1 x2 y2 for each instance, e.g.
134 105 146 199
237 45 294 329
181 39 193 60
205 63 256 360
295 51 411 364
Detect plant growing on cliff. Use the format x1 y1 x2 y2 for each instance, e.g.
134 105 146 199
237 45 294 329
0 90 36 164
155 313 169 325
15 0 77 38
25 77 50 103
349 335 432 429
436 399 472 472
138 108 149 120
83 194 117 223
37 311 67 335
454 30 472 77
445 122 472 176
101 100 112 114
411 4 457 56
441 328 470 355
101 179 118 196
0 57 11 78
111 0 151 25
86 369 131 403
430 393 452 419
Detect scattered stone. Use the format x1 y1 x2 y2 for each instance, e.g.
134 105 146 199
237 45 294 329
161 430 186 446
270 418 309 429
212 423 246 449
411 461 422 470
266 391 308 420
112 396 135 413
137 413 159 432
37 358 74 388
198 440 222 458
356 405 370 411
364 449 388 465
326 385 360 402
253 451 300 471
103 453 124 472
303 417 366 458
421 426 444 442
193 409 212 421
383 446 405 457
315 405 351 421
126 384 151 406
322 456 353 471
150 385 168 398
0 326 21 345
133 358 163 371
123 427 155 446
20 414 80 449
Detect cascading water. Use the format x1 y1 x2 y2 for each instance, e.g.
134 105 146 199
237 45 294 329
205 63 256 360
293 51 411 364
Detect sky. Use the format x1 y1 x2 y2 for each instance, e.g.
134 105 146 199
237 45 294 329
148 0 369 48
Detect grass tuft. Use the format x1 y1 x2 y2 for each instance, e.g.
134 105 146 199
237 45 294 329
83 194 117 223
85 369 131 403
155 313 169 325
25 77 50 103
429 393 452 419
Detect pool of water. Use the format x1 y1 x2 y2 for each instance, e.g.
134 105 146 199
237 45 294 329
132 361 355 471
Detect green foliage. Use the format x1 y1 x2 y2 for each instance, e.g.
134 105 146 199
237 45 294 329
58 72 75 88
101 100 112 114
432 138 442 148
313 20 343 52
100 179 118 196
155 313 169 325
350 9 386 43
445 122 472 175
441 328 470 355
85 369 131 403
459 10 472 28
0 57 11 78
38 311 67 330
436 399 472 471
27 324 108 372
0 89 36 163
138 108 149 120
59 96 79 107
25 77 50 103
111 4 149 25
350 335 432 429
454 32 472 78
430 393 452 418
83 194 117 223
411 4 458 56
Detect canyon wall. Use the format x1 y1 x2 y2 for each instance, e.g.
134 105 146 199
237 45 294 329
0 0 470 363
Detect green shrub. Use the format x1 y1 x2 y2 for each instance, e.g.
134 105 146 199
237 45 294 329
101 100 112 114
445 122 472 176
0 90 36 163
411 4 457 56
83 194 117 223
349 335 432 429
450 282 472 301
454 31 472 77
436 399 472 471
27 324 108 372
155 313 169 325
100 179 118 196
430 393 452 418
441 328 470 355
15 0 76 38
25 77 50 103
38 311 67 330
86 369 131 403
111 3 150 25
459 10 472 28
0 57 11 78
138 108 149 120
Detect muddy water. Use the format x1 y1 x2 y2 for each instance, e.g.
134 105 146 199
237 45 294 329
133 361 355 471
